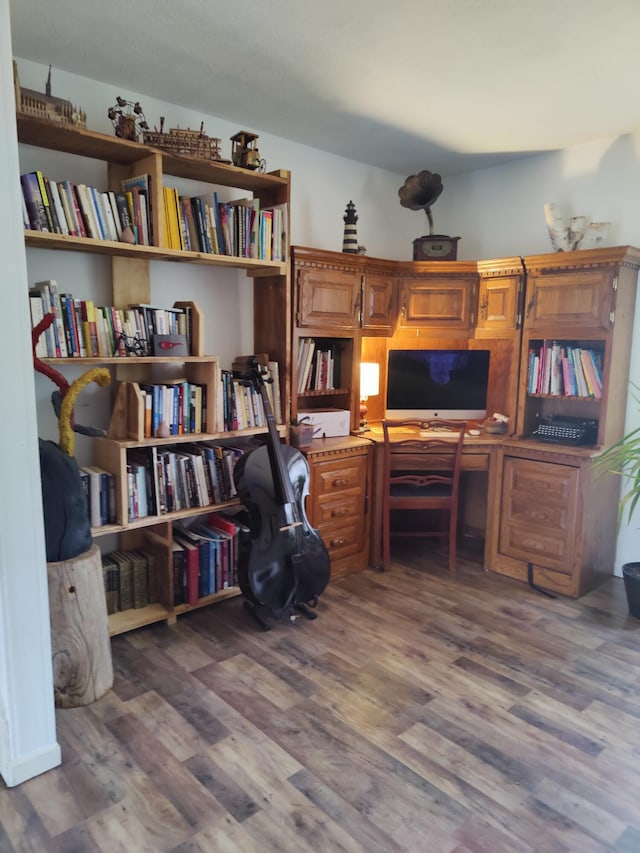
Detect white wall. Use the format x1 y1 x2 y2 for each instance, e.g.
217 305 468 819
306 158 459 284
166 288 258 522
5 39 640 785
0 1 60 787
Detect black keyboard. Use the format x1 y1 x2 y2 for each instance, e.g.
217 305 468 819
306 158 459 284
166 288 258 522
530 417 598 445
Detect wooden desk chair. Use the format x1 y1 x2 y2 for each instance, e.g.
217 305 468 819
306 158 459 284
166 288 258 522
382 418 466 576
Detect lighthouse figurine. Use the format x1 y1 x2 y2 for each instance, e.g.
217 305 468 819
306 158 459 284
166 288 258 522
342 200 358 253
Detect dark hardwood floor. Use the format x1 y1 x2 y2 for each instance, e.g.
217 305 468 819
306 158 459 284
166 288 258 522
2 544 640 852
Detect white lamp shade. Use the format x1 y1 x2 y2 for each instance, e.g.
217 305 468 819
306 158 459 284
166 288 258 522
360 362 380 398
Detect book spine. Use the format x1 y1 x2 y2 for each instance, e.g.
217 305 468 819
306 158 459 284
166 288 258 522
44 177 66 234
35 171 55 232
21 173 49 231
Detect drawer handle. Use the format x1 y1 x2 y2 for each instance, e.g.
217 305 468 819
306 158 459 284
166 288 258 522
330 537 348 547
331 508 349 517
332 478 349 487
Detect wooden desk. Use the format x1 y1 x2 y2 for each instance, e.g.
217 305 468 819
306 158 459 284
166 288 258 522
364 425 505 569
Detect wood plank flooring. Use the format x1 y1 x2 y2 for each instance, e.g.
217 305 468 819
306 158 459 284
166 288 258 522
2 543 640 852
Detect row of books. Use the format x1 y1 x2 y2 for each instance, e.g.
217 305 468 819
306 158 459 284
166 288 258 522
527 341 603 398
21 169 152 245
101 548 156 615
79 466 116 529
29 279 191 359
173 512 244 603
125 442 243 521
220 370 267 431
140 381 207 439
226 356 282 428
296 338 340 393
164 187 288 261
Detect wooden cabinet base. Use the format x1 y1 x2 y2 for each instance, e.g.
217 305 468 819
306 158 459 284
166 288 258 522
486 442 621 599
305 436 372 581
47 544 113 707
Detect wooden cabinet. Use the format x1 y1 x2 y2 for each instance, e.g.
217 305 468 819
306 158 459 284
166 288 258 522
305 437 371 580
486 246 640 598
297 264 360 329
361 272 395 334
293 246 396 333
396 262 478 335
475 257 524 338
487 443 620 598
292 246 396 432
523 260 616 333
517 246 640 447
19 113 291 634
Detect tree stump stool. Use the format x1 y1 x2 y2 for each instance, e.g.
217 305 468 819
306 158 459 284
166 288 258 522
47 544 113 707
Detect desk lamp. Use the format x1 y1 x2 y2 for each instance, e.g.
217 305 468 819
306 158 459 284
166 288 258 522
359 362 380 432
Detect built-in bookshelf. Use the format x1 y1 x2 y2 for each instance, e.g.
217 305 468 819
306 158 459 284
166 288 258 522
18 112 291 635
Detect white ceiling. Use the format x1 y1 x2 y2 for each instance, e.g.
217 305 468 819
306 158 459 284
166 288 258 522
10 0 640 177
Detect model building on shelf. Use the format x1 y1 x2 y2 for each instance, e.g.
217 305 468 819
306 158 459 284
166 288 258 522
13 61 86 127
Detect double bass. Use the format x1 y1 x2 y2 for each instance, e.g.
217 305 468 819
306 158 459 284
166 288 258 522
233 358 330 630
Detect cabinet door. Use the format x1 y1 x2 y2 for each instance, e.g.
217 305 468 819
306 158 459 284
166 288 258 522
297 267 359 328
362 273 395 334
398 276 475 332
499 456 579 574
475 274 521 336
525 269 614 333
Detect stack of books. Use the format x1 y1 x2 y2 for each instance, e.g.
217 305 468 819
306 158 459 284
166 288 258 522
21 169 152 245
101 549 155 614
163 187 288 260
527 340 603 398
28 280 191 358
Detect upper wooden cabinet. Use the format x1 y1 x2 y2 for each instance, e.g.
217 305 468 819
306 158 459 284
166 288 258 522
475 257 524 338
522 248 635 333
297 265 360 328
293 246 396 334
396 262 478 335
361 272 395 334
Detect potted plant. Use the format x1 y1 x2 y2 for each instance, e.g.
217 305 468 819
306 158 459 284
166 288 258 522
289 415 315 450
596 385 640 617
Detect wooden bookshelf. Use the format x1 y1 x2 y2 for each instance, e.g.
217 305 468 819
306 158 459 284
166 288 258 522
19 111 291 635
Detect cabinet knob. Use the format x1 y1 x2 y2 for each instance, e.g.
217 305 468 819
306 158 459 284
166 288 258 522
332 478 349 487
330 537 347 547
331 507 349 516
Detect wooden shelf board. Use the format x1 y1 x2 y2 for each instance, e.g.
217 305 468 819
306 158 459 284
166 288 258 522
527 393 600 401
17 114 289 192
91 523 125 538
121 500 239 530
173 586 241 615
108 603 170 636
24 230 286 274
104 426 284 449
42 355 218 366
298 388 350 397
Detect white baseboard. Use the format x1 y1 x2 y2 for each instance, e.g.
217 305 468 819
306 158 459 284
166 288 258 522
0 741 61 787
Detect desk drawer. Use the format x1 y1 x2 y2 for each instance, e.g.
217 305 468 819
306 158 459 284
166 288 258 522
318 520 364 561
312 455 367 498
313 489 363 526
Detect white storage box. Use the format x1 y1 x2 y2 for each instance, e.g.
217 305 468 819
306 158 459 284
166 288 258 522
304 408 351 438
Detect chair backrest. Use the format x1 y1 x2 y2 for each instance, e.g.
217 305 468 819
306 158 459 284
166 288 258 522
382 418 466 499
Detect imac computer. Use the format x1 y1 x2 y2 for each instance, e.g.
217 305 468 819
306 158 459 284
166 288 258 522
385 349 490 420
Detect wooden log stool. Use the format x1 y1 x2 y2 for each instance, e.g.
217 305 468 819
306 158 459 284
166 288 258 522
47 543 113 707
